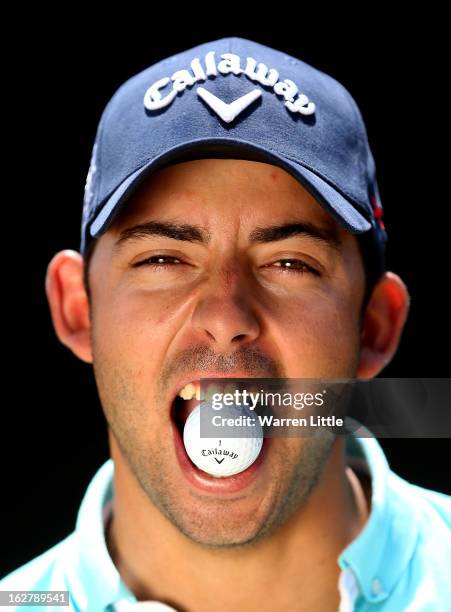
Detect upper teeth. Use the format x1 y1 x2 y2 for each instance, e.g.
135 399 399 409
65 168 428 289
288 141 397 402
178 382 201 400
177 381 255 401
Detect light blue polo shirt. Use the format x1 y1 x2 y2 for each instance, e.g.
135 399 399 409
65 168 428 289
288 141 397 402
1 435 450 611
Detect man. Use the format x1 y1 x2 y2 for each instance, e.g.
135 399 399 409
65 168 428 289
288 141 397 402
1 37 450 611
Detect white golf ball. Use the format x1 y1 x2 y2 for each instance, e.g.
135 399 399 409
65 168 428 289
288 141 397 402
183 403 263 477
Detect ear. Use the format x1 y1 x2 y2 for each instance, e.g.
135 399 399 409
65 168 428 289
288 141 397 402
45 250 93 363
356 271 410 379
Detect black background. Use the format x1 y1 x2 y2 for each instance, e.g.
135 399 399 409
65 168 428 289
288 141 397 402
2 13 449 578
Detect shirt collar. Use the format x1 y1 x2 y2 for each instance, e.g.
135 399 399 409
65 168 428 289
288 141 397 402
64 460 136 611
338 435 421 604
66 434 420 610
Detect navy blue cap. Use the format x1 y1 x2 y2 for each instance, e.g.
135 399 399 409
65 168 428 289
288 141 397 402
80 36 387 271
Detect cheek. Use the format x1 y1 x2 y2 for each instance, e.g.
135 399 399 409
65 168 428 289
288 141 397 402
91 285 192 374
90 289 183 438
263 289 361 377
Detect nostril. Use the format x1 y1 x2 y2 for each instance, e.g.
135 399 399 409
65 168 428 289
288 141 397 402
233 334 247 342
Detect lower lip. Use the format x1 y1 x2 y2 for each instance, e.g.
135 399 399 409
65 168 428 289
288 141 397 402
171 419 269 495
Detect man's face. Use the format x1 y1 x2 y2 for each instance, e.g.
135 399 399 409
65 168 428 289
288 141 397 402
88 159 365 546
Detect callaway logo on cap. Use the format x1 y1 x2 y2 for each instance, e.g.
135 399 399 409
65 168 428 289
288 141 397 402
80 36 387 272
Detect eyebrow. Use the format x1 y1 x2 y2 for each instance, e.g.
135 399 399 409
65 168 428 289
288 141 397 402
113 220 341 253
248 222 341 250
113 222 211 252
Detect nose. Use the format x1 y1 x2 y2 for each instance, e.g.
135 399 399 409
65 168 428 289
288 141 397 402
190 264 261 352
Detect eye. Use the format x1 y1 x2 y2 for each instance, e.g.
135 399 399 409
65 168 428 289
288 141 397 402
132 255 183 268
265 258 320 276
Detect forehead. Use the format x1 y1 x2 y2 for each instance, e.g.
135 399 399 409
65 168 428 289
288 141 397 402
111 158 345 236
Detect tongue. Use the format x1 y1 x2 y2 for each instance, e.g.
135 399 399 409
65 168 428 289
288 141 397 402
179 397 201 424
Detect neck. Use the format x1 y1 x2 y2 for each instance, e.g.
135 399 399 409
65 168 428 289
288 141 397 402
106 438 369 612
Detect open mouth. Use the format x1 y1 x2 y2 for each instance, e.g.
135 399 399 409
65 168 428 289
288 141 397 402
169 379 269 492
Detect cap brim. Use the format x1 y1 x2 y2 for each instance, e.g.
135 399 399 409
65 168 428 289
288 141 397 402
89 139 371 239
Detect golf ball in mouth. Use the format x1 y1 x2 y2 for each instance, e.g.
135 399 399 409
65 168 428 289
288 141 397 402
183 403 264 477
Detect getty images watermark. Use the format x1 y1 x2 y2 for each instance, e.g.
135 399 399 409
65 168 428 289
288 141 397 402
195 378 451 438
208 385 339 429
